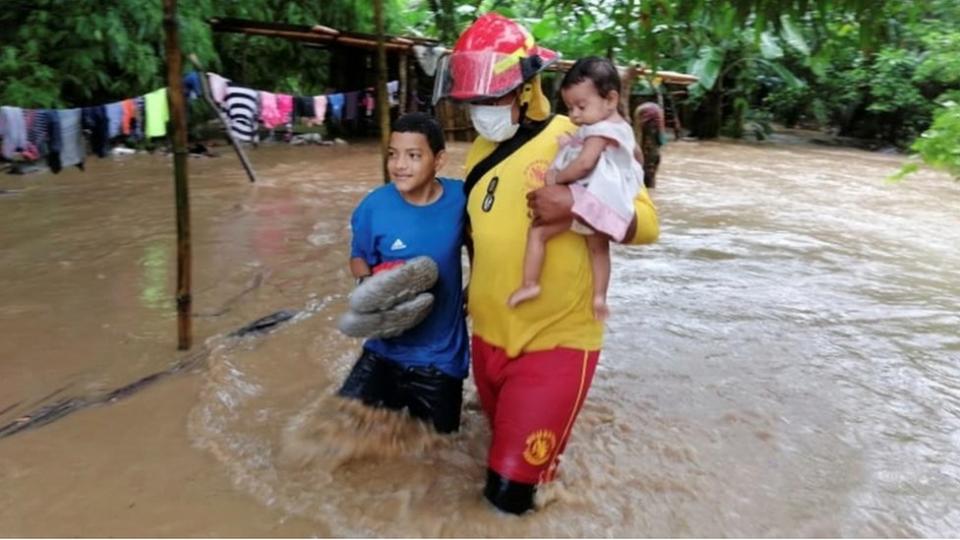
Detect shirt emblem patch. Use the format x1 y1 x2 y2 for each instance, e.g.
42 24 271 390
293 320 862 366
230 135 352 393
390 238 407 251
524 159 550 191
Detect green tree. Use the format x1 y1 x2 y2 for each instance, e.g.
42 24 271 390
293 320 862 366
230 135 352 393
0 0 404 108
895 23 960 179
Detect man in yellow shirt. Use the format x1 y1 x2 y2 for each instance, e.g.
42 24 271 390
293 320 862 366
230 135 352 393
434 13 659 514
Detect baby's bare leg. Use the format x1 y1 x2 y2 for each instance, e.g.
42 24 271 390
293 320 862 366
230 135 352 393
585 234 611 321
508 221 571 308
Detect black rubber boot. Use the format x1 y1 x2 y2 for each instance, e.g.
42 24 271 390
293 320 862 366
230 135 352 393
483 468 536 515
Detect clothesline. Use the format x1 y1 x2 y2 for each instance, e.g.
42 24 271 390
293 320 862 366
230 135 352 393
0 71 401 175
209 72 401 144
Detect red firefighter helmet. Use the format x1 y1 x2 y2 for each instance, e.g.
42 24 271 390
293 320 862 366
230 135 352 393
434 13 558 103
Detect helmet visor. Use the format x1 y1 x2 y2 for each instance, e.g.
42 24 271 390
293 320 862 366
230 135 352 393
432 51 526 104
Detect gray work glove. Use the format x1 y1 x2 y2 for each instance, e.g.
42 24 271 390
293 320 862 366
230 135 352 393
337 256 439 339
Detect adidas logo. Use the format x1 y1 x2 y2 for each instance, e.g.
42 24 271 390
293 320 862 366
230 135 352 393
390 238 407 251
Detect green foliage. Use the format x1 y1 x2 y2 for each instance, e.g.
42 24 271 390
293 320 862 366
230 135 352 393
896 97 960 180
689 46 725 92
526 0 958 164
0 45 60 108
887 161 920 182
0 0 399 108
845 47 932 142
903 29 960 179
760 32 785 59
733 4 959 148
0 1 170 107
917 104 960 175
778 14 811 55
914 32 960 86
866 50 927 115
763 85 815 126
638 3 810 138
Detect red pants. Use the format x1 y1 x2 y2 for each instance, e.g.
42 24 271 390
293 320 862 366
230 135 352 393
471 336 599 485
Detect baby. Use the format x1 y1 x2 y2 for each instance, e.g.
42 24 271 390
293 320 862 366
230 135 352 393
508 56 644 320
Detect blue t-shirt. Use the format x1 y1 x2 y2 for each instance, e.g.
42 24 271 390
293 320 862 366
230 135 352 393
350 177 469 378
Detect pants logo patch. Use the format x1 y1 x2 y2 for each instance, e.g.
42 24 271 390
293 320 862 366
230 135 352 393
522 429 557 466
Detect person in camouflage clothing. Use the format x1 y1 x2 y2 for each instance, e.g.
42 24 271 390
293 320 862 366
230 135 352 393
633 101 666 189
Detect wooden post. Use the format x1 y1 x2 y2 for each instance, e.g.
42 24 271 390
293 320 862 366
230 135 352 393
188 54 259 183
620 65 638 126
163 0 191 350
409 56 419 113
374 0 390 184
398 51 408 115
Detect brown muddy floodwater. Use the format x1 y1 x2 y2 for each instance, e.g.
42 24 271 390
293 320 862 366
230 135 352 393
1 137 958 536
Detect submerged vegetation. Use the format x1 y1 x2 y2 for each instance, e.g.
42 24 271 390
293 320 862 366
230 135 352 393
1 0 956 177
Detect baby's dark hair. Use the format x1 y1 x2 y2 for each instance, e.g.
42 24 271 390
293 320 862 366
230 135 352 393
392 112 445 155
561 56 622 102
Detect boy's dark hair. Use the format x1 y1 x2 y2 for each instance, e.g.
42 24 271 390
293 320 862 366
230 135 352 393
561 56 622 101
392 112 446 155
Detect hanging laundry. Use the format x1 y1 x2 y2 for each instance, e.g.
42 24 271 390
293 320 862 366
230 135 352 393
208 73 230 106
261 92 294 129
386 81 400 107
409 88 428 111
225 85 259 143
183 72 202 100
328 93 345 123
412 45 445 76
25 109 50 161
133 96 146 140
46 110 63 173
15 110 39 161
57 108 85 170
344 91 360 122
144 88 169 138
293 96 315 123
121 99 136 136
362 92 375 117
106 101 124 139
259 91 280 128
311 95 327 126
1 106 27 160
276 94 294 126
82 106 110 158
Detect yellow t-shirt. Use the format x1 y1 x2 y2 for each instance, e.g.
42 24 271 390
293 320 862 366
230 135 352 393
465 115 659 357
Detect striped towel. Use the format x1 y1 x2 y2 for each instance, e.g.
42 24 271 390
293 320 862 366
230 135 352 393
225 85 259 143
28 109 50 151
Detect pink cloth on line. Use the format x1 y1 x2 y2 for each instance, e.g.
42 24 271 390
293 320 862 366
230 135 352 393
277 94 293 124
208 73 230 105
261 92 293 128
260 91 281 128
569 184 633 241
311 95 327 125
276 94 294 126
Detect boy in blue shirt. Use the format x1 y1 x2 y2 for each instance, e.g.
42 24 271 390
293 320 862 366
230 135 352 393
338 112 469 434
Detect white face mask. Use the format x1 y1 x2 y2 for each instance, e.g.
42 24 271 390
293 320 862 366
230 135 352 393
469 104 519 142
